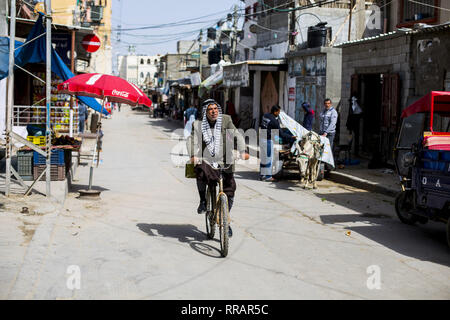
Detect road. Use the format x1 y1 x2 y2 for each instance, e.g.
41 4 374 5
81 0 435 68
2 106 449 299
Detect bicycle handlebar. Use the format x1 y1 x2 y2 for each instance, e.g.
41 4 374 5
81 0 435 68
199 159 233 171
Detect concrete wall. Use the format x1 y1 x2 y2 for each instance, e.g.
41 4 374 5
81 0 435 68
411 31 450 96
295 7 376 47
165 54 191 81
340 34 414 143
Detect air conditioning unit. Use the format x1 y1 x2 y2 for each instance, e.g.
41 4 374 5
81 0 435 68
90 5 103 23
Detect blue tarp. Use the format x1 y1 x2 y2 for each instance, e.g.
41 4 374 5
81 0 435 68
0 14 108 115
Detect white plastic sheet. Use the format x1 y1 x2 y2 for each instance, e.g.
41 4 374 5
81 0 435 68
184 115 196 139
278 111 335 168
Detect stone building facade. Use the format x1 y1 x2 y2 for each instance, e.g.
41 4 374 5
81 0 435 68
337 23 450 165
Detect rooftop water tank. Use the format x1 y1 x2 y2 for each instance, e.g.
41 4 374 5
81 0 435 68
307 22 332 48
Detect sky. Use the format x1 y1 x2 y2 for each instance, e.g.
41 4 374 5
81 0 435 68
111 0 241 66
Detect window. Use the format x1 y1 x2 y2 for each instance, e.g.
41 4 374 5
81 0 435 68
398 0 439 27
140 59 144 64
140 72 144 78
147 59 151 64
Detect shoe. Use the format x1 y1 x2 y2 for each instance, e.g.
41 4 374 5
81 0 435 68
228 226 233 238
197 201 207 214
264 177 277 182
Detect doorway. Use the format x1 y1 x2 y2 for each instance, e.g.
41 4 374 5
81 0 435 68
352 73 400 167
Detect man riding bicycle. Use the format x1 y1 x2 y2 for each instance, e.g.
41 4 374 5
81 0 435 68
187 99 249 237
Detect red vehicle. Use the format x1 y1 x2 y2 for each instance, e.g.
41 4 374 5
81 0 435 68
394 91 450 247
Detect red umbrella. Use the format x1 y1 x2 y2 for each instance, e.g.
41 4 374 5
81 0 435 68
58 73 152 107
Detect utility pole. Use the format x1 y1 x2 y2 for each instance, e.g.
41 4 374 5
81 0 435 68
45 0 52 196
231 4 238 63
5 0 16 196
198 30 203 78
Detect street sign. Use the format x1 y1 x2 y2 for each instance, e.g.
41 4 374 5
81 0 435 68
82 34 101 53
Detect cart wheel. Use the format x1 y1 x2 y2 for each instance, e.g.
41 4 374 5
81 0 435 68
317 162 325 181
395 191 418 225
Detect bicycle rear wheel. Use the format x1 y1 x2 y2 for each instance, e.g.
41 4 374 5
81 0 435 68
205 185 216 239
218 193 229 257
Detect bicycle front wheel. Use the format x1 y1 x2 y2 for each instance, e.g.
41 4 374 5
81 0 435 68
205 185 216 239
218 193 229 257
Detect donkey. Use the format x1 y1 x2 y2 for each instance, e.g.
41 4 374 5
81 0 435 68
295 131 324 189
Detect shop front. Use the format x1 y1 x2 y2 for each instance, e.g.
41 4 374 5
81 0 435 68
286 47 342 134
223 60 287 130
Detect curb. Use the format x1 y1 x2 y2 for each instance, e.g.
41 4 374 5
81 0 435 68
327 170 398 198
249 144 398 197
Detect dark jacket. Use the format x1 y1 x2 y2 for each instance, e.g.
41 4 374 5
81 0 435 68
260 113 294 143
186 114 246 168
302 105 315 131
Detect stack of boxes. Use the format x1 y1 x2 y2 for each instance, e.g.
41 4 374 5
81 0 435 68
33 149 66 181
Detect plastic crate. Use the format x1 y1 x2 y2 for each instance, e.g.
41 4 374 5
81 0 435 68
17 150 34 180
422 150 439 160
27 136 46 146
422 159 446 171
441 151 450 161
33 149 64 165
33 164 66 181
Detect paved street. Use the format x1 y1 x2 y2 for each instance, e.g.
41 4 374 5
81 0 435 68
1 107 450 300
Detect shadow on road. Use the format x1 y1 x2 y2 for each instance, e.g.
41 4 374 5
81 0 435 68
316 192 450 266
147 118 183 133
136 223 222 258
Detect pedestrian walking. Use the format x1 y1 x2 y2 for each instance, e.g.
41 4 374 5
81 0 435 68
301 102 315 131
259 105 296 182
78 101 88 134
319 98 338 151
184 105 199 126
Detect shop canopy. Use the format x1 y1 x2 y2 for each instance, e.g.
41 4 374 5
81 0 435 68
401 91 450 118
0 14 108 115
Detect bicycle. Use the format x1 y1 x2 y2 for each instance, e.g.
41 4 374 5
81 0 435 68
203 161 232 257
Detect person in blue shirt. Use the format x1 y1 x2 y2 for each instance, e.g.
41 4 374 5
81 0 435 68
319 98 338 151
301 102 315 131
78 102 89 133
183 105 199 126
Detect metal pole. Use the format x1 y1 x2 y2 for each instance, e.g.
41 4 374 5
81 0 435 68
199 42 202 77
45 0 51 196
5 0 16 197
69 28 75 137
88 99 105 190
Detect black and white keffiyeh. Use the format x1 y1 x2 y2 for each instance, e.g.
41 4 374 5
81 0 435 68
201 99 222 160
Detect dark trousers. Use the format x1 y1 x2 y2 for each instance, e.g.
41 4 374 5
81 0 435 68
195 162 236 207
327 132 335 152
79 120 85 133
